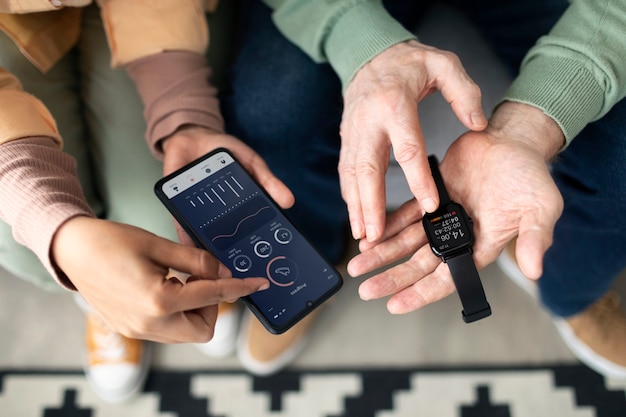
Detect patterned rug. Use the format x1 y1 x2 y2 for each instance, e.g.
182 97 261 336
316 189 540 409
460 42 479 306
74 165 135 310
1 365 625 417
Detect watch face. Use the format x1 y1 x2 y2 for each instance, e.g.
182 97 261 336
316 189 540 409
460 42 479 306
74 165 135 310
423 202 473 258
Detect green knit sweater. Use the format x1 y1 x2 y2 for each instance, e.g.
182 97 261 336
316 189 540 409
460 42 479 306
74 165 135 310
263 0 626 145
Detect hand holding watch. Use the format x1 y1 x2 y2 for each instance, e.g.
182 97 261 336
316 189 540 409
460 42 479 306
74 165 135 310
422 155 492 323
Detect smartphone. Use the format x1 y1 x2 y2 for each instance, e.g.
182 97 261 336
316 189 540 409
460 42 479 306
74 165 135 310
154 148 343 334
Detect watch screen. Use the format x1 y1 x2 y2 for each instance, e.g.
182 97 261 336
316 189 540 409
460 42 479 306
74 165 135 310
424 202 473 255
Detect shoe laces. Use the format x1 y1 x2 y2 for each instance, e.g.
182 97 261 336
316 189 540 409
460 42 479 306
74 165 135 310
90 317 130 362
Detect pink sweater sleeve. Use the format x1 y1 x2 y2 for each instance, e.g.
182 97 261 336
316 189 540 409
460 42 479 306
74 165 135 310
0 51 219 289
0 137 95 289
125 50 224 159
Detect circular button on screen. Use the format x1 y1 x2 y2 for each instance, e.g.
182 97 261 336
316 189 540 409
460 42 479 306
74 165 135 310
274 227 293 244
266 256 298 287
254 240 273 258
233 255 252 273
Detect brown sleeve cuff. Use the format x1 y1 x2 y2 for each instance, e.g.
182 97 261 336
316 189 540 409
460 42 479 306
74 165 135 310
125 51 224 159
0 137 95 290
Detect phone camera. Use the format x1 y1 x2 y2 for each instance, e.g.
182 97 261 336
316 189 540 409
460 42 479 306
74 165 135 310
205 168 211 174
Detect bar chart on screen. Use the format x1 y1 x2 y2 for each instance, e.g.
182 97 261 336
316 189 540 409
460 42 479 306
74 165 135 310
167 163 277 250
186 174 245 208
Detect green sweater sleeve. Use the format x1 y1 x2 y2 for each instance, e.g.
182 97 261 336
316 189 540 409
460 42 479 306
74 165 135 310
261 0 416 90
502 0 626 145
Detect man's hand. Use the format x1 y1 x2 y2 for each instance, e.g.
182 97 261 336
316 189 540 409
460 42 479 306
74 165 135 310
161 126 295 246
52 217 270 343
340 40 487 243
347 102 564 314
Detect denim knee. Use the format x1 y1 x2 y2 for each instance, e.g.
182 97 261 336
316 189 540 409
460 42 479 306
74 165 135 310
539 98 626 317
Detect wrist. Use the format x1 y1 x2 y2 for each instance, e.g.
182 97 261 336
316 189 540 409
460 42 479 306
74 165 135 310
324 2 416 91
126 52 223 159
161 125 223 155
50 215 94 283
488 101 565 161
52 216 92 259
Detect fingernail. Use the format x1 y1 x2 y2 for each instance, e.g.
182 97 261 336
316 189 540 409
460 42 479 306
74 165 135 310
358 285 371 301
421 197 438 213
346 262 357 278
258 281 270 291
471 112 487 128
366 225 379 242
351 222 364 240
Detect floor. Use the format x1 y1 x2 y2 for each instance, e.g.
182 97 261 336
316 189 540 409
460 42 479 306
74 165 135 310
0 245 583 372
1 3 625 379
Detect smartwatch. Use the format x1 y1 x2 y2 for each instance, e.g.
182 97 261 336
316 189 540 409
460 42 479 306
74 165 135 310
422 155 491 323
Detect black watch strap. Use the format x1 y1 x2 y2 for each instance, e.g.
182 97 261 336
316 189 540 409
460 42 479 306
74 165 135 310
428 155 451 205
446 251 492 323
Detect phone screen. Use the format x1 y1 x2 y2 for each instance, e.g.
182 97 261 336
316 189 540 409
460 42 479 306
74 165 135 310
155 148 343 333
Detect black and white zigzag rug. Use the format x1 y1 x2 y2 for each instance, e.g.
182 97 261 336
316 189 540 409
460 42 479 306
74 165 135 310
2 365 625 416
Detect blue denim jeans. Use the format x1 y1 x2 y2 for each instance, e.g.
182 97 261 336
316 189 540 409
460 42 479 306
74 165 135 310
226 0 626 316
221 0 347 264
539 100 626 317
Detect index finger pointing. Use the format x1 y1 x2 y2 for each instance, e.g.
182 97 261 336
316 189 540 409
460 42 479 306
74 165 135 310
388 110 439 213
164 276 269 313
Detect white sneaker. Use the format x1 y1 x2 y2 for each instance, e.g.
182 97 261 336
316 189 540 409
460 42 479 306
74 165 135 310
195 302 241 358
236 310 313 376
497 241 626 380
552 293 626 380
84 312 150 403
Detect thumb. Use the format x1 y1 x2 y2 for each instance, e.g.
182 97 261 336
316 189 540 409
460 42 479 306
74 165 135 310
515 213 556 280
436 63 487 131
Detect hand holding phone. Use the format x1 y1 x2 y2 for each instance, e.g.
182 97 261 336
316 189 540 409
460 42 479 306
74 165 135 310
155 148 343 334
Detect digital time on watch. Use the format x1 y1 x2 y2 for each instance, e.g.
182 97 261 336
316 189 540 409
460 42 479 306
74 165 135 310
422 155 491 323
